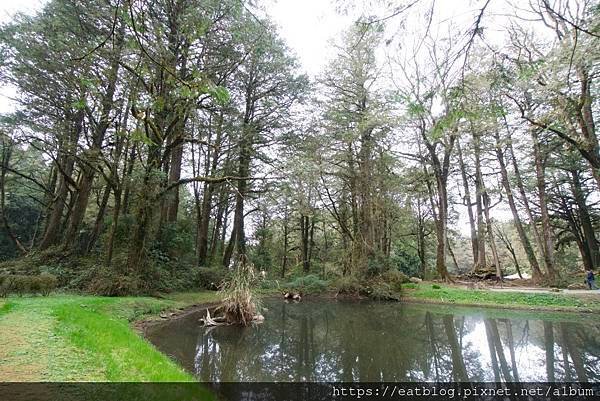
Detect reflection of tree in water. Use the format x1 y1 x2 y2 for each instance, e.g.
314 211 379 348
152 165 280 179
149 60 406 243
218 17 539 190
149 300 600 382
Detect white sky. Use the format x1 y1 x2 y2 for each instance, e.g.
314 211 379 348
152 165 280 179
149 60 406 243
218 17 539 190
0 0 46 113
266 0 354 77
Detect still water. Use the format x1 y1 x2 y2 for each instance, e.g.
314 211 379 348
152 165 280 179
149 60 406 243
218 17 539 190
145 299 600 382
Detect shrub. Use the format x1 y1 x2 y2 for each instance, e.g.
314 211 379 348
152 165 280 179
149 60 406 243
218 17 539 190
87 267 141 296
11 275 32 296
149 262 201 293
332 275 362 294
0 274 57 296
197 268 228 290
285 274 328 294
381 269 409 292
368 281 401 301
38 273 58 296
0 274 9 297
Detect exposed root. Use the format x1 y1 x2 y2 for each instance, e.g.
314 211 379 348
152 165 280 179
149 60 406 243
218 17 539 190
199 309 227 326
199 308 264 326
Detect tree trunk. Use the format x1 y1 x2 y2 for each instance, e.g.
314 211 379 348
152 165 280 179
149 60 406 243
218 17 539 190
570 169 600 269
456 140 478 267
506 132 546 278
63 22 125 246
105 188 121 267
166 139 184 222
39 111 81 250
494 130 543 281
532 129 557 281
300 214 312 273
0 139 27 254
86 184 111 252
473 131 487 270
482 186 502 281
282 208 289 278
197 115 224 266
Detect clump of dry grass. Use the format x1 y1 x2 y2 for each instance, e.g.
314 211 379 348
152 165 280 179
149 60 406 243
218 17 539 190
220 255 261 326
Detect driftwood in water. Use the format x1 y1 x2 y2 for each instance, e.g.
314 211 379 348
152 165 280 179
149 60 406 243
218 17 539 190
283 292 302 301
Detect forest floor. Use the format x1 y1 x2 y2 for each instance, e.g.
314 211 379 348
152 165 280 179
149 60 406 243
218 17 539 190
0 292 222 382
403 282 600 313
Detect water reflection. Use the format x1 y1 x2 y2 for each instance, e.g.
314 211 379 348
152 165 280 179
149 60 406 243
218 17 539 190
145 300 600 382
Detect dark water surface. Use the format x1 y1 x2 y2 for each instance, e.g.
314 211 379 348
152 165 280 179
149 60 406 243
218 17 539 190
144 299 600 382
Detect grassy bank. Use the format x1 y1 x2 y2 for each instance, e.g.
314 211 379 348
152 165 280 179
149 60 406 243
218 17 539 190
2 284 597 384
0 291 222 382
402 283 600 312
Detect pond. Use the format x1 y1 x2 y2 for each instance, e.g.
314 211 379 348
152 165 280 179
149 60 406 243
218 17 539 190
144 299 600 382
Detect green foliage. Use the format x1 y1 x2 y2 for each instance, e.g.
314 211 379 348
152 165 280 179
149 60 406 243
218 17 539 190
431 284 441 289
197 267 227 290
130 128 156 146
153 220 196 259
366 251 392 276
207 85 230 105
257 279 280 290
153 264 202 293
380 269 409 292
87 267 142 297
406 101 426 117
430 108 462 140
390 244 421 277
285 274 328 294
332 275 362 294
0 193 44 262
368 281 401 301
250 224 274 271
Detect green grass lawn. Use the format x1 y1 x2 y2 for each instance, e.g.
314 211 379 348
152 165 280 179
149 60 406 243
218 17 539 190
403 284 600 312
0 292 221 382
